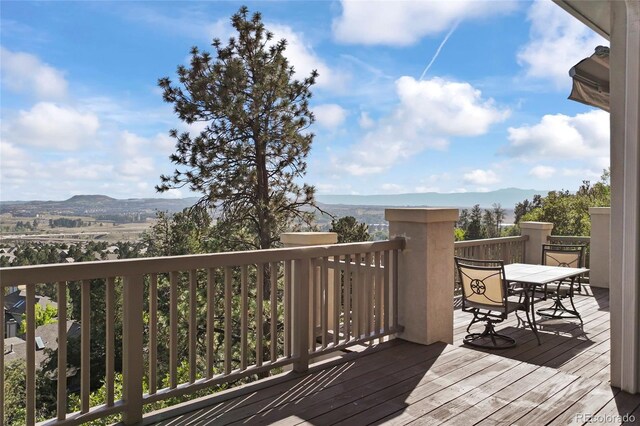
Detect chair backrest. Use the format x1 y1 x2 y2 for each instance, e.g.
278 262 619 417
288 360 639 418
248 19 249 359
542 244 585 268
455 257 508 310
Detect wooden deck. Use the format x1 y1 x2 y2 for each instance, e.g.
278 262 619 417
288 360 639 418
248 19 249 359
146 286 640 425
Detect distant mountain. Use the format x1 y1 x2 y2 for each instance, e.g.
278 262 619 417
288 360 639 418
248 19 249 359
0 188 548 218
66 194 117 203
0 195 200 217
316 188 547 209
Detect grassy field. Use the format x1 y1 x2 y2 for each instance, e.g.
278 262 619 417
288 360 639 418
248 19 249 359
0 213 155 244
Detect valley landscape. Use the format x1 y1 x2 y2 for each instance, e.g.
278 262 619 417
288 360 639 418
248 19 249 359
0 189 534 245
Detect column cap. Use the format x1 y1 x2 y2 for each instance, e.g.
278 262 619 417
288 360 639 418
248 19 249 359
520 221 554 230
280 232 338 246
385 208 458 224
589 207 611 215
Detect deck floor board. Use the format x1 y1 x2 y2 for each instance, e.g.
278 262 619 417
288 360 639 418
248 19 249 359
147 286 640 426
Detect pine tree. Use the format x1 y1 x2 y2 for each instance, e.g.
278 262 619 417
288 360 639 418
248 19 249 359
466 204 483 240
157 6 319 252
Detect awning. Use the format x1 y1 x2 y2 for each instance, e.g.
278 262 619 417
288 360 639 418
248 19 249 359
568 45 610 111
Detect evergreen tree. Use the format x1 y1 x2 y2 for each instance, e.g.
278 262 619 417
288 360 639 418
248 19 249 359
329 216 370 243
466 204 483 240
492 203 505 235
518 169 610 235
482 209 497 238
157 6 319 252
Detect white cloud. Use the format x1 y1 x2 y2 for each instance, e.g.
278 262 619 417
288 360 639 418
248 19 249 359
380 183 405 193
338 76 509 175
5 102 99 151
116 131 163 178
463 169 500 185
50 158 114 181
0 140 30 184
313 104 347 130
517 0 608 88
358 112 374 129
163 189 184 199
0 47 68 100
529 165 556 179
333 0 517 46
561 168 602 181
505 110 609 164
414 185 439 193
270 24 347 90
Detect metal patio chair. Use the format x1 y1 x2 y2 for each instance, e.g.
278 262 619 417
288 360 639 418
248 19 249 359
537 244 586 322
455 257 537 349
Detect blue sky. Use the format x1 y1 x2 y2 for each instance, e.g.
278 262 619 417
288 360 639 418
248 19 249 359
0 0 609 201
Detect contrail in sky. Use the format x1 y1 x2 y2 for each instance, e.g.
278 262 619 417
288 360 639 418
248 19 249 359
419 20 461 81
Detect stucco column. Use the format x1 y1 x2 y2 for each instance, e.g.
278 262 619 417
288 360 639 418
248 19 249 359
385 208 458 345
519 222 554 265
609 0 640 394
280 232 338 345
589 207 611 289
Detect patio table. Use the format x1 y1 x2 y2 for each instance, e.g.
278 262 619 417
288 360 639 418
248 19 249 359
503 263 590 345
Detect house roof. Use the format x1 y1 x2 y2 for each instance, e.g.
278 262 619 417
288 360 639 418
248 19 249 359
3 320 80 374
3 289 57 316
554 0 611 39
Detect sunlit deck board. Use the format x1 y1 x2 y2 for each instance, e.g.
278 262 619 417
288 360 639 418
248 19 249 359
146 287 640 425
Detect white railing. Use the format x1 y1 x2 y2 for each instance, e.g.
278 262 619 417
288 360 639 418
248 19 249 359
0 238 404 425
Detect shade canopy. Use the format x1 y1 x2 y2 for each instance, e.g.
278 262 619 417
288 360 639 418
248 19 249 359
568 46 610 111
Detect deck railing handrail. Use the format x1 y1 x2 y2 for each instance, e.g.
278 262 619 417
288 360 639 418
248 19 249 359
454 235 528 249
547 235 591 244
0 239 404 286
0 238 404 425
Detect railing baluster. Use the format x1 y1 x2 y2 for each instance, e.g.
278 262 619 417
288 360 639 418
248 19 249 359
270 262 278 362
189 270 197 384
292 258 310 373
383 250 390 334
284 260 292 357
81 279 90 414
353 253 360 338
333 256 340 346
241 265 248 370
169 271 178 389
375 251 382 337
106 276 116 405
149 274 158 395
224 266 233 375
321 257 328 349
0 284 4 423
393 249 399 329
344 254 351 340
25 283 36 424
207 268 215 378
365 252 373 337
257 264 264 367
56 281 67 420
310 260 316 351
122 274 144 424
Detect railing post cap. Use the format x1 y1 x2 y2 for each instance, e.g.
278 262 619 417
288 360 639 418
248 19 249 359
589 207 611 215
385 208 459 224
519 221 554 230
280 232 338 246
